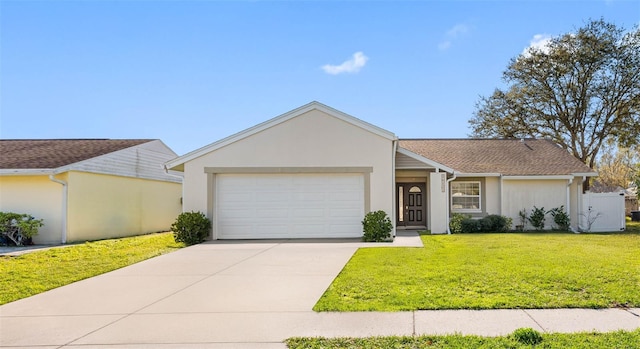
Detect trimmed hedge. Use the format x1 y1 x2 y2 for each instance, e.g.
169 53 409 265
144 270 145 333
450 214 512 233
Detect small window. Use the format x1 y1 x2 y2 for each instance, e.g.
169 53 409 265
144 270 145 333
409 186 422 193
451 181 481 213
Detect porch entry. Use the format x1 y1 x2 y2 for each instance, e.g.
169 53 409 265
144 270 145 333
396 183 426 227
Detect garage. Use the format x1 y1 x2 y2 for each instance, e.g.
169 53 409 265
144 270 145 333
215 173 365 239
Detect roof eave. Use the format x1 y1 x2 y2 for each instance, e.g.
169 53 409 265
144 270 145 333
396 147 455 173
0 169 55 176
455 172 502 177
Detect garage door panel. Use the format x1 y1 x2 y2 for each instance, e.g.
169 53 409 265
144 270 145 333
216 173 364 239
256 208 289 218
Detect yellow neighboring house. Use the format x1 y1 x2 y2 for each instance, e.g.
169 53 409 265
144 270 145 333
0 139 182 244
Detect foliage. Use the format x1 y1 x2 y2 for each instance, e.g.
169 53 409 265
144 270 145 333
549 206 571 231
469 19 640 170
454 215 512 233
362 210 393 242
480 214 512 232
528 206 546 231
511 327 543 345
449 213 469 234
171 211 211 245
287 329 640 349
0 212 44 246
592 140 640 191
460 218 481 233
517 209 527 231
314 234 640 311
0 232 183 305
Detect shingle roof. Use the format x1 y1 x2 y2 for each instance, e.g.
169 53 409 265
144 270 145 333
399 139 595 176
0 139 153 169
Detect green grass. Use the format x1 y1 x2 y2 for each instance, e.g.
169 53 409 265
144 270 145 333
286 329 640 349
0 232 183 305
626 217 640 233
314 233 640 311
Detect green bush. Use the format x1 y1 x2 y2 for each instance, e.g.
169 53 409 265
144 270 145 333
449 213 469 234
0 212 44 246
456 214 512 233
528 206 546 231
479 214 512 232
511 327 543 345
549 205 571 231
362 210 392 242
171 211 211 245
460 218 481 233
517 208 528 231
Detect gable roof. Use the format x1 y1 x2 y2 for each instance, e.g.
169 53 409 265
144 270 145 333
166 101 397 171
399 139 596 176
0 139 152 169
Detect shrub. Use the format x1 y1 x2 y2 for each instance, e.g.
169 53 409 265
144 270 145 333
479 214 512 232
0 212 44 246
362 210 392 242
460 218 481 233
511 327 543 345
517 209 527 231
171 211 211 245
549 205 571 231
456 215 512 233
449 213 469 234
528 206 546 231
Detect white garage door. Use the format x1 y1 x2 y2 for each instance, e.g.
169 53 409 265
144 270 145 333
216 173 364 239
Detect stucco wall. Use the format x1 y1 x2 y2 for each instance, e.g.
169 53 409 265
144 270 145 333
502 179 569 230
182 109 395 226
484 177 501 215
66 171 182 242
0 175 64 244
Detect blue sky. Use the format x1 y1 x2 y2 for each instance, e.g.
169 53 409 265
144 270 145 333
1 0 638 155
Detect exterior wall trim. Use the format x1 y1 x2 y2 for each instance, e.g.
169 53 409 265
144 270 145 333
503 175 574 180
204 166 373 174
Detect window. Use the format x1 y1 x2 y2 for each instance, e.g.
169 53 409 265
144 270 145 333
451 181 481 212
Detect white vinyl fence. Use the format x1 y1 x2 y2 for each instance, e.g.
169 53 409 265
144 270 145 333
580 191 626 232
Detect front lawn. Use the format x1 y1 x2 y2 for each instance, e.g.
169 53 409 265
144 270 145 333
314 233 640 311
286 329 640 349
0 232 183 305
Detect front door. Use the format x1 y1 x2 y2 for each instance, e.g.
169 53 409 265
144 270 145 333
397 183 426 226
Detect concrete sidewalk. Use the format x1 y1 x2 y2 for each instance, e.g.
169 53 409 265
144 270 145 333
1 234 638 348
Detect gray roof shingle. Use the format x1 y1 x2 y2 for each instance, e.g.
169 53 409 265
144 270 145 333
0 139 153 169
399 139 594 176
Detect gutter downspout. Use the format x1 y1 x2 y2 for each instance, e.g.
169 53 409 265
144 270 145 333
577 176 587 232
392 139 398 238
49 174 68 244
445 171 457 234
567 177 574 233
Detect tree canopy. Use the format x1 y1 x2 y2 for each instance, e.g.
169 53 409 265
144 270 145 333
469 19 640 169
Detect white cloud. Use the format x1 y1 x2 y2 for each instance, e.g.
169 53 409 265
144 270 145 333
522 34 552 55
438 41 451 51
438 23 469 51
447 24 469 38
322 52 369 75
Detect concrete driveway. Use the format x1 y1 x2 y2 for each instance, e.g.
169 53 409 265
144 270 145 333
1 235 639 348
0 238 420 348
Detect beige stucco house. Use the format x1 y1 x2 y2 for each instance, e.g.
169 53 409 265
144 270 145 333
0 139 182 244
166 102 597 239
